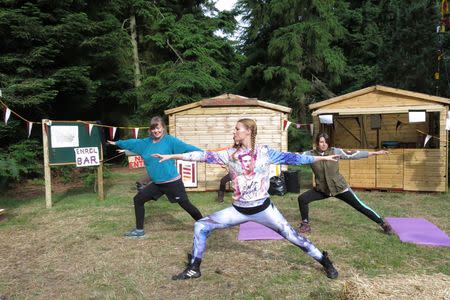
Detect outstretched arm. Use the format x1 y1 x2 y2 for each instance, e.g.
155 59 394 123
334 148 388 160
152 153 184 162
314 154 340 162
153 149 230 165
267 147 339 165
368 150 389 157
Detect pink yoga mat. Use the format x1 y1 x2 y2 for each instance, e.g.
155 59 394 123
385 217 450 247
237 221 284 240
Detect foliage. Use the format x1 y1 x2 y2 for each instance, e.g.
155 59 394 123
236 0 347 121
137 1 242 117
0 0 448 185
0 139 42 190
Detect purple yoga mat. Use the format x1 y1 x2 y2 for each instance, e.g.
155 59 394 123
237 221 284 241
385 217 450 247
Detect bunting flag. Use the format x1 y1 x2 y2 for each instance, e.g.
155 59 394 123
109 127 117 140
395 120 403 132
4 107 11 125
0 89 2 97
424 134 432 147
282 119 292 130
89 123 94 136
132 128 139 139
442 0 448 16
27 121 33 138
295 123 301 129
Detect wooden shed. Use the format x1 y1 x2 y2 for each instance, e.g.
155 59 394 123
309 85 450 192
165 94 291 191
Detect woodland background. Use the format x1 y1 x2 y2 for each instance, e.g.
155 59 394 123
1 0 449 186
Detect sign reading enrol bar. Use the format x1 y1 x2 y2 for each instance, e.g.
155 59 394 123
74 147 100 167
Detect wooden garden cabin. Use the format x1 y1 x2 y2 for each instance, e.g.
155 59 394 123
309 85 449 192
165 94 291 191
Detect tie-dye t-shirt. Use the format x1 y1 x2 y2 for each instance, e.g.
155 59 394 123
181 144 315 208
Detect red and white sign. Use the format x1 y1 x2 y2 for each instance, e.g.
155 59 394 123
128 155 144 169
177 160 197 187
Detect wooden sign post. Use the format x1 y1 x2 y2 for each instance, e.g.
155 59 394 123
42 119 104 208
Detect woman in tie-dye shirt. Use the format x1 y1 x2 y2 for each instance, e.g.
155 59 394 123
153 118 340 280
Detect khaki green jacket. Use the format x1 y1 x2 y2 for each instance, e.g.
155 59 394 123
303 148 369 196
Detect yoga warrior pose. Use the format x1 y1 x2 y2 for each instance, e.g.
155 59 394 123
154 118 340 280
297 132 393 234
107 116 203 238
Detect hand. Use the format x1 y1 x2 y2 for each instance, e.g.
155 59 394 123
376 150 389 155
326 154 341 161
107 140 116 146
152 153 172 163
317 154 340 162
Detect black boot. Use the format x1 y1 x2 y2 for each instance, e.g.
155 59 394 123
172 257 202 280
217 191 225 203
319 251 338 279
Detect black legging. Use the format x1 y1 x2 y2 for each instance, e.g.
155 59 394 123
219 173 231 192
298 188 383 224
133 180 203 229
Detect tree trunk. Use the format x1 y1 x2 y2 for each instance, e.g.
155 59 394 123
129 14 141 88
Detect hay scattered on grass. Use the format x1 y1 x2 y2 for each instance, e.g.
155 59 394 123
340 272 450 299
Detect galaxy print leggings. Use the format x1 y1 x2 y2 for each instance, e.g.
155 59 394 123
190 200 324 262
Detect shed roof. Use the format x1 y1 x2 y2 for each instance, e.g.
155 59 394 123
164 94 292 115
309 85 450 116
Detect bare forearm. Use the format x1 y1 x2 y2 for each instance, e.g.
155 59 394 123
368 150 389 157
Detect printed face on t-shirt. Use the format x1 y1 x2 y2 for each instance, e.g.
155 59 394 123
240 154 254 175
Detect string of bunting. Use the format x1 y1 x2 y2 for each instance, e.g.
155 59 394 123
416 129 450 147
0 96 148 140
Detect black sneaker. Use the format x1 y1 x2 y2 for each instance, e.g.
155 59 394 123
319 251 338 279
172 257 202 280
172 265 201 280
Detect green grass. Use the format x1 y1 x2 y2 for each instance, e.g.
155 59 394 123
0 168 449 299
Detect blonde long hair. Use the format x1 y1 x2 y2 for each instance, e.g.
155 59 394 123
232 118 257 160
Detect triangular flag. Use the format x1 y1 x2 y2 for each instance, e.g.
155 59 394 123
424 134 432 147
283 119 292 130
132 128 139 139
4 107 11 125
109 127 117 140
27 121 33 138
395 120 403 132
295 123 301 129
0 89 2 97
88 123 94 136
309 124 314 136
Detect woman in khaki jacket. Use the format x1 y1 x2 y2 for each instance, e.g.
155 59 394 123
297 132 393 235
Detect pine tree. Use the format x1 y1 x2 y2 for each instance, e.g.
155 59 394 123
236 0 347 120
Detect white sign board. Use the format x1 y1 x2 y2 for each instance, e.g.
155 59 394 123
74 147 100 167
408 111 426 123
177 160 197 187
51 126 79 148
319 114 333 124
